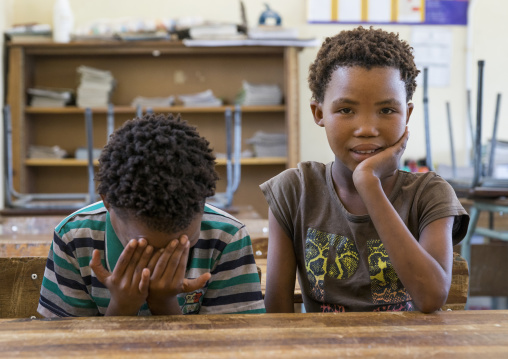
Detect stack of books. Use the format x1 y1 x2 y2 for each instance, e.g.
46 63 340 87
76 66 116 108
131 95 175 108
28 145 68 159
248 26 299 40
189 23 245 40
177 89 222 107
236 81 282 106
246 131 287 157
28 88 73 107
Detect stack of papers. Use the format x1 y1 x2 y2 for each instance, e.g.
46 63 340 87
248 26 299 40
76 66 116 108
246 131 287 157
189 23 245 40
131 96 175 108
28 145 68 159
178 89 222 107
236 81 282 106
28 88 73 107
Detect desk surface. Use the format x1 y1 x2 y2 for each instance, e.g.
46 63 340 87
1 311 507 358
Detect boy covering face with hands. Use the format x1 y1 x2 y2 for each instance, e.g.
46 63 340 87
38 114 265 317
261 27 469 313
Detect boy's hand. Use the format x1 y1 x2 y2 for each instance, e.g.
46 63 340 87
146 235 211 314
90 238 153 316
353 126 409 185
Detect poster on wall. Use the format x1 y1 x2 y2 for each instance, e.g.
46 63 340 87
308 0 469 25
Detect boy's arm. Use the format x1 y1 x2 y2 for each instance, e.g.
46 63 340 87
265 208 297 313
353 128 453 313
198 226 265 314
38 232 98 317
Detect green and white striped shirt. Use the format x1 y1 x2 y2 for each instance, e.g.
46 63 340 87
38 201 265 317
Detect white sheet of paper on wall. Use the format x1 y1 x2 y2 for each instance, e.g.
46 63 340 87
411 27 453 88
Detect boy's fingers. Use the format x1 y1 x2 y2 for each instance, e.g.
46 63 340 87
147 249 163 278
182 272 211 293
138 268 150 294
132 243 153 286
123 239 148 279
89 249 110 284
151 239 178 279
170 240 190 286
114 239 138 277
164 235 189 282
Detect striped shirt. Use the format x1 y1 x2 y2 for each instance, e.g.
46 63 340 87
38 201 265 317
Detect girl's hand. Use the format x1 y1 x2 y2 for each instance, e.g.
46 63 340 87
353 127 409 185
90 238 153 316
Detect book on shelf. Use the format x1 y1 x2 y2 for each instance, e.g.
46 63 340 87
248 26 299 40
235 81 282 106
76 66 116 108
27 87 74 107
5 23 52 43
246 131 287 157
183 37 319 47
131 96 175 108
28 145 68 159
177 89 223 107
188 23 245 40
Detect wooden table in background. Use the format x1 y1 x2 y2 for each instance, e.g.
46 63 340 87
0 311 507 358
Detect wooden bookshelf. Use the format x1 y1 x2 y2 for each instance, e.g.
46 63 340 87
5 41 301 217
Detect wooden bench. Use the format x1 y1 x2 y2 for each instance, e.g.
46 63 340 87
0 241 468 318
0 256 46 318
0 235 52 257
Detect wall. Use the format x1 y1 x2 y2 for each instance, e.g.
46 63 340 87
1 1 506 195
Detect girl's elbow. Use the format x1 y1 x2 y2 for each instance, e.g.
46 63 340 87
415 290 448 313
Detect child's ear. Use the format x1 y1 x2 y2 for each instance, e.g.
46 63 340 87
406 102 414 125
310 100 325 127
100 194 110 210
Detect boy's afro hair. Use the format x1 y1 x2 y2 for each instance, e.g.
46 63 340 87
96 113 218 233
308 26 420 103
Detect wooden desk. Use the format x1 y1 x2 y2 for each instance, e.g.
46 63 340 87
0 311 507 358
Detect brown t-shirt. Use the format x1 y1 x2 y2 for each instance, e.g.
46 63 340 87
260 161 469 312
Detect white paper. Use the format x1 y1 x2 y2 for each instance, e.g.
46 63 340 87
338 0 362 22
411 27 453 87
368 0 392 23
307 0 332 22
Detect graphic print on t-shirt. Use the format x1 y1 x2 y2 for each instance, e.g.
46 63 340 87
305 228 359 301
367 239 412 305
305 228 413 310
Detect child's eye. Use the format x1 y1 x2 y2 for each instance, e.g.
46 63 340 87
380 108 395 115
338 108 353 114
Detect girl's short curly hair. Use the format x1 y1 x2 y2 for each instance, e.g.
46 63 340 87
96 113 218 233
308 26 420 103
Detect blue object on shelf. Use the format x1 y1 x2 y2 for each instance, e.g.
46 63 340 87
258 4 281 26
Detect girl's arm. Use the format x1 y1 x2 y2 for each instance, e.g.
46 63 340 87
355 174 453 313
264 208 297 313
353 128 453 313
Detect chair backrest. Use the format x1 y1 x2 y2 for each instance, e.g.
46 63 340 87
443 252 469 310
0 256 46 318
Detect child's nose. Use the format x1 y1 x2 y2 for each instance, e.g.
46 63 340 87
354 118 380 137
